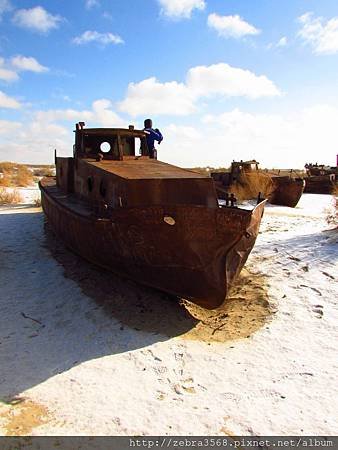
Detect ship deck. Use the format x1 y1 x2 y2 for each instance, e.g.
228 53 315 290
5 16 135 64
40 178 94 219
86 158 207 180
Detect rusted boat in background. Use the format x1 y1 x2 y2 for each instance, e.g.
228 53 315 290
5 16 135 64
304 163 337 194
39 123 266 309
211 160 305 208
268 176 305 207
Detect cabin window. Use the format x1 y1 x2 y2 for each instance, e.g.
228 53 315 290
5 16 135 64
87 176 94 192
100 142 111 153
135 138 142 156
99 180 107 198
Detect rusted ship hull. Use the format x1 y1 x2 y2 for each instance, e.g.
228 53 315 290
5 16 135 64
40 178 266 309
304 175 336 194
268 177 305 208
212 172 305 208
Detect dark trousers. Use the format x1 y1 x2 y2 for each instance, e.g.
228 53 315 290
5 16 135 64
149 148 157 159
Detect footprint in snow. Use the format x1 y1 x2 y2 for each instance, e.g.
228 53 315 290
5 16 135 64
300 285 322 296
312 305 323 318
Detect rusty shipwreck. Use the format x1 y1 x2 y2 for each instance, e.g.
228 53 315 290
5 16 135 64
39 123 266 309
211 160 305 208
304 163 337 194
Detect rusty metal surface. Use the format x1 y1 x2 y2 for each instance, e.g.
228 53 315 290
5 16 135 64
304 175 336 194
269 176 305 207
56 156 218 210
74 125 148 160
41 124 266 309
89 158 208 179
305 163 337 177
304 163 337 193
211 168 306 208
39 177 266 309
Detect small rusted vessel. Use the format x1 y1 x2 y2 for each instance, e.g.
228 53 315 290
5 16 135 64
304 163 337 194
268 176 305 207
211 160 305 208
39 124 266 309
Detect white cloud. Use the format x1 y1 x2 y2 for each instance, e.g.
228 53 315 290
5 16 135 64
2 103 337 168
0 0 12 19
0 55 48 82
102 11 113 20
276 36 288 47
267 36 288 50
0 119 21 135
0 62 19 81
91 99 125 127
158 0 205 19
0 121 71 164
159 105 338 169
207 13 260 38
85 0 100 9
28 121 69 137
12 6 63 33
119 63 280 116
165 124 202 141
298 12 338 54
186 63 281 99
34 99 125 128
0 90 21 108
0 100 127 162
0 68 18 82
72 30 124 45
35 108 93 123
118 77 195 116
11 55 49 73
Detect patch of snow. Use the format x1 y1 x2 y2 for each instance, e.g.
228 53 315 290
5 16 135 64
0 193 337 436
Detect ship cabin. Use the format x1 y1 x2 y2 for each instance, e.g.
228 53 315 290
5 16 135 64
229 160 259 183
55 123 218 212
305 163 337 177
211 160 260 187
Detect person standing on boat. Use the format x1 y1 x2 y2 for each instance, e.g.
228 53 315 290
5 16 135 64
143 119 163 159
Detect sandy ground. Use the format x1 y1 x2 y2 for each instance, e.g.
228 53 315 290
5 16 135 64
0 189 337 436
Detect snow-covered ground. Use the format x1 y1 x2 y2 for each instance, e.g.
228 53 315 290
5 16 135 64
0 193 337 436
1 185 40 205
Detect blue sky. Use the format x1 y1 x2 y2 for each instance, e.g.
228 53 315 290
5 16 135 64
1 0 338 168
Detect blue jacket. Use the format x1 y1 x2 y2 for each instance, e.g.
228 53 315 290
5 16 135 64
144 127 163 151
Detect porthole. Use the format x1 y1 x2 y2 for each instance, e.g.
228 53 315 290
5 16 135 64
100 142 111 153
87 176 94 192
